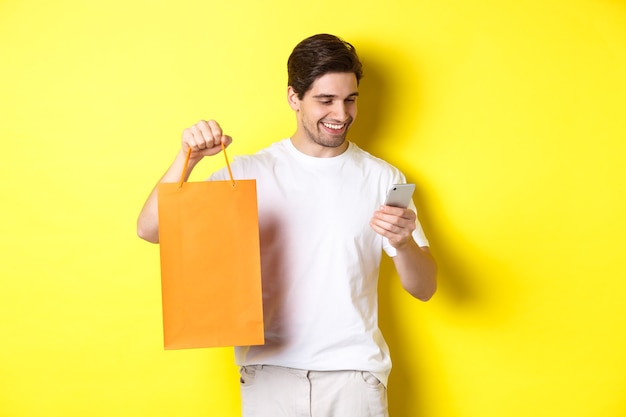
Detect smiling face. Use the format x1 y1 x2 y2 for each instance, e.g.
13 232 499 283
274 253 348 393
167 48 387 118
288 72 359 157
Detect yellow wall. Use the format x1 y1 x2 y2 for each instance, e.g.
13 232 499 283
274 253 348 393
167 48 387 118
1 1 625 416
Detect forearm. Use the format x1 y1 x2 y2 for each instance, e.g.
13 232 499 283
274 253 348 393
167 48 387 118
136 150 200 243
392 239 437 301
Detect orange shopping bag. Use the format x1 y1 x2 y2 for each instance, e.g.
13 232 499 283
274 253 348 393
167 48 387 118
156 146 264 349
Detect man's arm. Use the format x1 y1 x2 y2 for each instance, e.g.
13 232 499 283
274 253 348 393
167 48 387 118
136 120 232 243
391 241 437 301
370 205 437 301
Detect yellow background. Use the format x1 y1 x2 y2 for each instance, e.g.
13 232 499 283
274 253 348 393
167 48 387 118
1 0 625 416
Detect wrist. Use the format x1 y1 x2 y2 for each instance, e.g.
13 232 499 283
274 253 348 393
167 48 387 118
393 236 418 253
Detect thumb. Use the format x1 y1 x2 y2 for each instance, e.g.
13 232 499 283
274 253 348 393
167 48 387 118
221 135 233 148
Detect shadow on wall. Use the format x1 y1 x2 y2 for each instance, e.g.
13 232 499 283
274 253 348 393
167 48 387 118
351 46 520 315
347 41 399 154
350 42 501 415
349 44 433 416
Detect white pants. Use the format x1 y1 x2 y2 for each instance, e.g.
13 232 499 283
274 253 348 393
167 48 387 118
239 365 389 417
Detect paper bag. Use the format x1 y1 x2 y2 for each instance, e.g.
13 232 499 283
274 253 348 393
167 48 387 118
156 148 264 349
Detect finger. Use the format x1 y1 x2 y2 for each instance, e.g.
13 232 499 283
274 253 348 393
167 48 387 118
206 120 224 147
381 205 416 220
370 219 402 242
199 119 224 148
181 127 197 152
373 212 415 236
221 135 233 147
189 124 209 149
371 216 395 233
195 120 218 148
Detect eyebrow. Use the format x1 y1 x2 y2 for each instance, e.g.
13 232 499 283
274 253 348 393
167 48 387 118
313 92 359 99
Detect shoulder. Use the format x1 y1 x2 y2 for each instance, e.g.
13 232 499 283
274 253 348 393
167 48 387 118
234 139 287 165
348 142 404 178
209 140 287 180
217 139 289 178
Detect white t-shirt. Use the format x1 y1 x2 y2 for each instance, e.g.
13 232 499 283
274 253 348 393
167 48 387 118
209 139 429 386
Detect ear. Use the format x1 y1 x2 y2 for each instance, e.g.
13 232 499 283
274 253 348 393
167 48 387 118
287 86 300 111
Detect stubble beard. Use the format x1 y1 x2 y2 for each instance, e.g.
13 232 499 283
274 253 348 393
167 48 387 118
303 119 352 149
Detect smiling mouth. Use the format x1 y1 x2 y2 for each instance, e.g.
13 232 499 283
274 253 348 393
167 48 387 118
321 121 347 131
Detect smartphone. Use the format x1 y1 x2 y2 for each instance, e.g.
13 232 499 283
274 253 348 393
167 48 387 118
384 184 415 208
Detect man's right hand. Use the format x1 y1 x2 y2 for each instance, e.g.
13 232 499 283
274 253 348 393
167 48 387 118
182 119 233 161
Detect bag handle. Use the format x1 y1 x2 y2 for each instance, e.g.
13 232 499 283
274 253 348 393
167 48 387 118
179 143 235 188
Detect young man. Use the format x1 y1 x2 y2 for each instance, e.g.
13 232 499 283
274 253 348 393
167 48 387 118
137 33 436 417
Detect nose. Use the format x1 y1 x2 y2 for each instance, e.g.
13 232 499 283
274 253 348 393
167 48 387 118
332 101 350 122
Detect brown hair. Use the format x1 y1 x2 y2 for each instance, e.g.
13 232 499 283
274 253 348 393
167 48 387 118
287 34 363 99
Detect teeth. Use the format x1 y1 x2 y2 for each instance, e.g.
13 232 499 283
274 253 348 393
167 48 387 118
322 122 344 130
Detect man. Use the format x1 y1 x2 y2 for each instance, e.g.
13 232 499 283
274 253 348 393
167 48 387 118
137 33 436 417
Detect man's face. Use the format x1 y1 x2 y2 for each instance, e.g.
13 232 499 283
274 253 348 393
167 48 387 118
289 72 359 150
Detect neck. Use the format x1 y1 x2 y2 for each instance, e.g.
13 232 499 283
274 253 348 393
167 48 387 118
290 131 349 158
